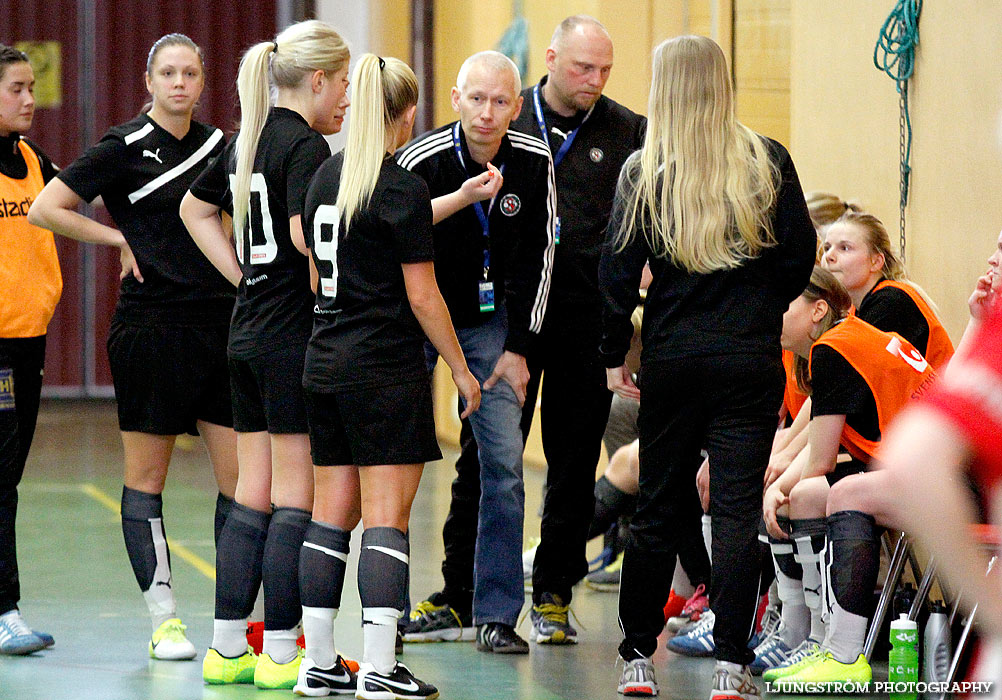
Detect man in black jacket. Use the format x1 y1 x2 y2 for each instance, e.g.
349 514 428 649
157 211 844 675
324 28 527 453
402 16 645 648
397 50 556 653
513 14 646 644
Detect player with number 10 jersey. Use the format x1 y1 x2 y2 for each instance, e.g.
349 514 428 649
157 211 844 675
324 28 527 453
190 106 330 366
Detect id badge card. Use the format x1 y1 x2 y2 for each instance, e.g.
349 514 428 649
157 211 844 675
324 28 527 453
478 281 495 312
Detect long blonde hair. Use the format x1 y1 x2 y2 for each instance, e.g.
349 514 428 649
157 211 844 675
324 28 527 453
232 20 349 237
614 35 778 274
336 54 418 232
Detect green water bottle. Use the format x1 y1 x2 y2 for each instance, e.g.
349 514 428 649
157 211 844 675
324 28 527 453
889 614 919 700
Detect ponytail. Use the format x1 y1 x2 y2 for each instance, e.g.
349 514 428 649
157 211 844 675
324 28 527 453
232 20 349 237
232 42 275 238
337 54 417 231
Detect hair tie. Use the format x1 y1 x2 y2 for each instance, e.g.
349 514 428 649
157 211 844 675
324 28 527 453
272 42 279 54
377 56 385 70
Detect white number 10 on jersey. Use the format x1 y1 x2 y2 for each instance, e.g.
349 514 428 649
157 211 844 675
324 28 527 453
313 204 340 298
229 173 278 265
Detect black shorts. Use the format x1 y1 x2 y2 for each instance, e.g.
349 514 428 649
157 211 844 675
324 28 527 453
229 342 308 434
107 319 232 435
305 380 441 467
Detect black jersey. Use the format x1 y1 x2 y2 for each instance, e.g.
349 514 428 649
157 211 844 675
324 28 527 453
857 282 929 355
57 114 233 323
512 79 645 323
396 123 556 356
302 152 435 391
810 344 879 441
189 108 331 359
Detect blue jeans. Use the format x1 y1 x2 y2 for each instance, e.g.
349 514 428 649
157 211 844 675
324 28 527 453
426 305 525 626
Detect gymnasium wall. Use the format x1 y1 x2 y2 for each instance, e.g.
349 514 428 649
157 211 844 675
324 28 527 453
429 0 738 126
791 1 1002 341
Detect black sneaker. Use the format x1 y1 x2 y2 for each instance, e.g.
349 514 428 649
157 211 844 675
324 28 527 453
401 591 474 643
476 622 529 654
356 662 438 700
293 654 356 696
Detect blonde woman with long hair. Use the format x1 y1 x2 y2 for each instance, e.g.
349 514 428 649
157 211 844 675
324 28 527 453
180 20 350 689
295 54 479 699
598 35 815 699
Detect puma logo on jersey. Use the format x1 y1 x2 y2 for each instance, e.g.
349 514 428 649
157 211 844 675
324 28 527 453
550 126 571 140
143 148 163 164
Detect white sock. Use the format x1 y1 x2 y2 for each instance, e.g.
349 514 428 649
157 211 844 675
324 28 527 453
302 606 338 669
362 607 400 675
772 560 809 648
793 535 826 643
143 588 176 631
670 556 695 598
263 628 299 664
823 599 868 664
211 618 248 658
143 516 177 631
701 515 712 564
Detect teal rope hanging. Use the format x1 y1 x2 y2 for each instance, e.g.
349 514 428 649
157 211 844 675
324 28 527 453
873 0 922 262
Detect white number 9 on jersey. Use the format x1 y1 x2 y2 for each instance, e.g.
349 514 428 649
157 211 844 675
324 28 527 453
228 173 278 265
313 204 340 298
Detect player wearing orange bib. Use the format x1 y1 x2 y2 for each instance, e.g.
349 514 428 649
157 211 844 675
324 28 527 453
0 44 60 655
763 267 938 689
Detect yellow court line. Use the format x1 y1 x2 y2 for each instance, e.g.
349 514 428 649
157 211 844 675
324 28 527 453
80 483 216 582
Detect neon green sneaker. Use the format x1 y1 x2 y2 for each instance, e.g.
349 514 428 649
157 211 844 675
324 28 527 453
762 640 821 682
254 649 303 689
202 646 257 684
774 651 871 691
148 618 196 660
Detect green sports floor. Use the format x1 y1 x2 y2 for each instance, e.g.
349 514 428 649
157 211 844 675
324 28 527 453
1 399 886 700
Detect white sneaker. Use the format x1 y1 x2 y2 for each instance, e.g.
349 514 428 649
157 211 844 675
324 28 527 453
709 661 760 700
617 655 658 696
148 618 196 660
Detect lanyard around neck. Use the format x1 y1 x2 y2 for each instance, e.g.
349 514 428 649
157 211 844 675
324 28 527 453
452 122 505 277
532 83 593 169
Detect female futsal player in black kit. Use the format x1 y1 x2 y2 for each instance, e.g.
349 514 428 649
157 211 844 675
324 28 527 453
181 20 350 689
30 33 238 661
294 53 482 700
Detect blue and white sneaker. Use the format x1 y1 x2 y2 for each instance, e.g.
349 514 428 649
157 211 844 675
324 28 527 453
749 631 794 675
747 607 782 655
667 610 715 657
34 630 54 648
0 610 46 656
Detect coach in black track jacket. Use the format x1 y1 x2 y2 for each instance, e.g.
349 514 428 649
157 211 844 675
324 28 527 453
397 50 555 652
396 116 554 358
402 16 646 646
